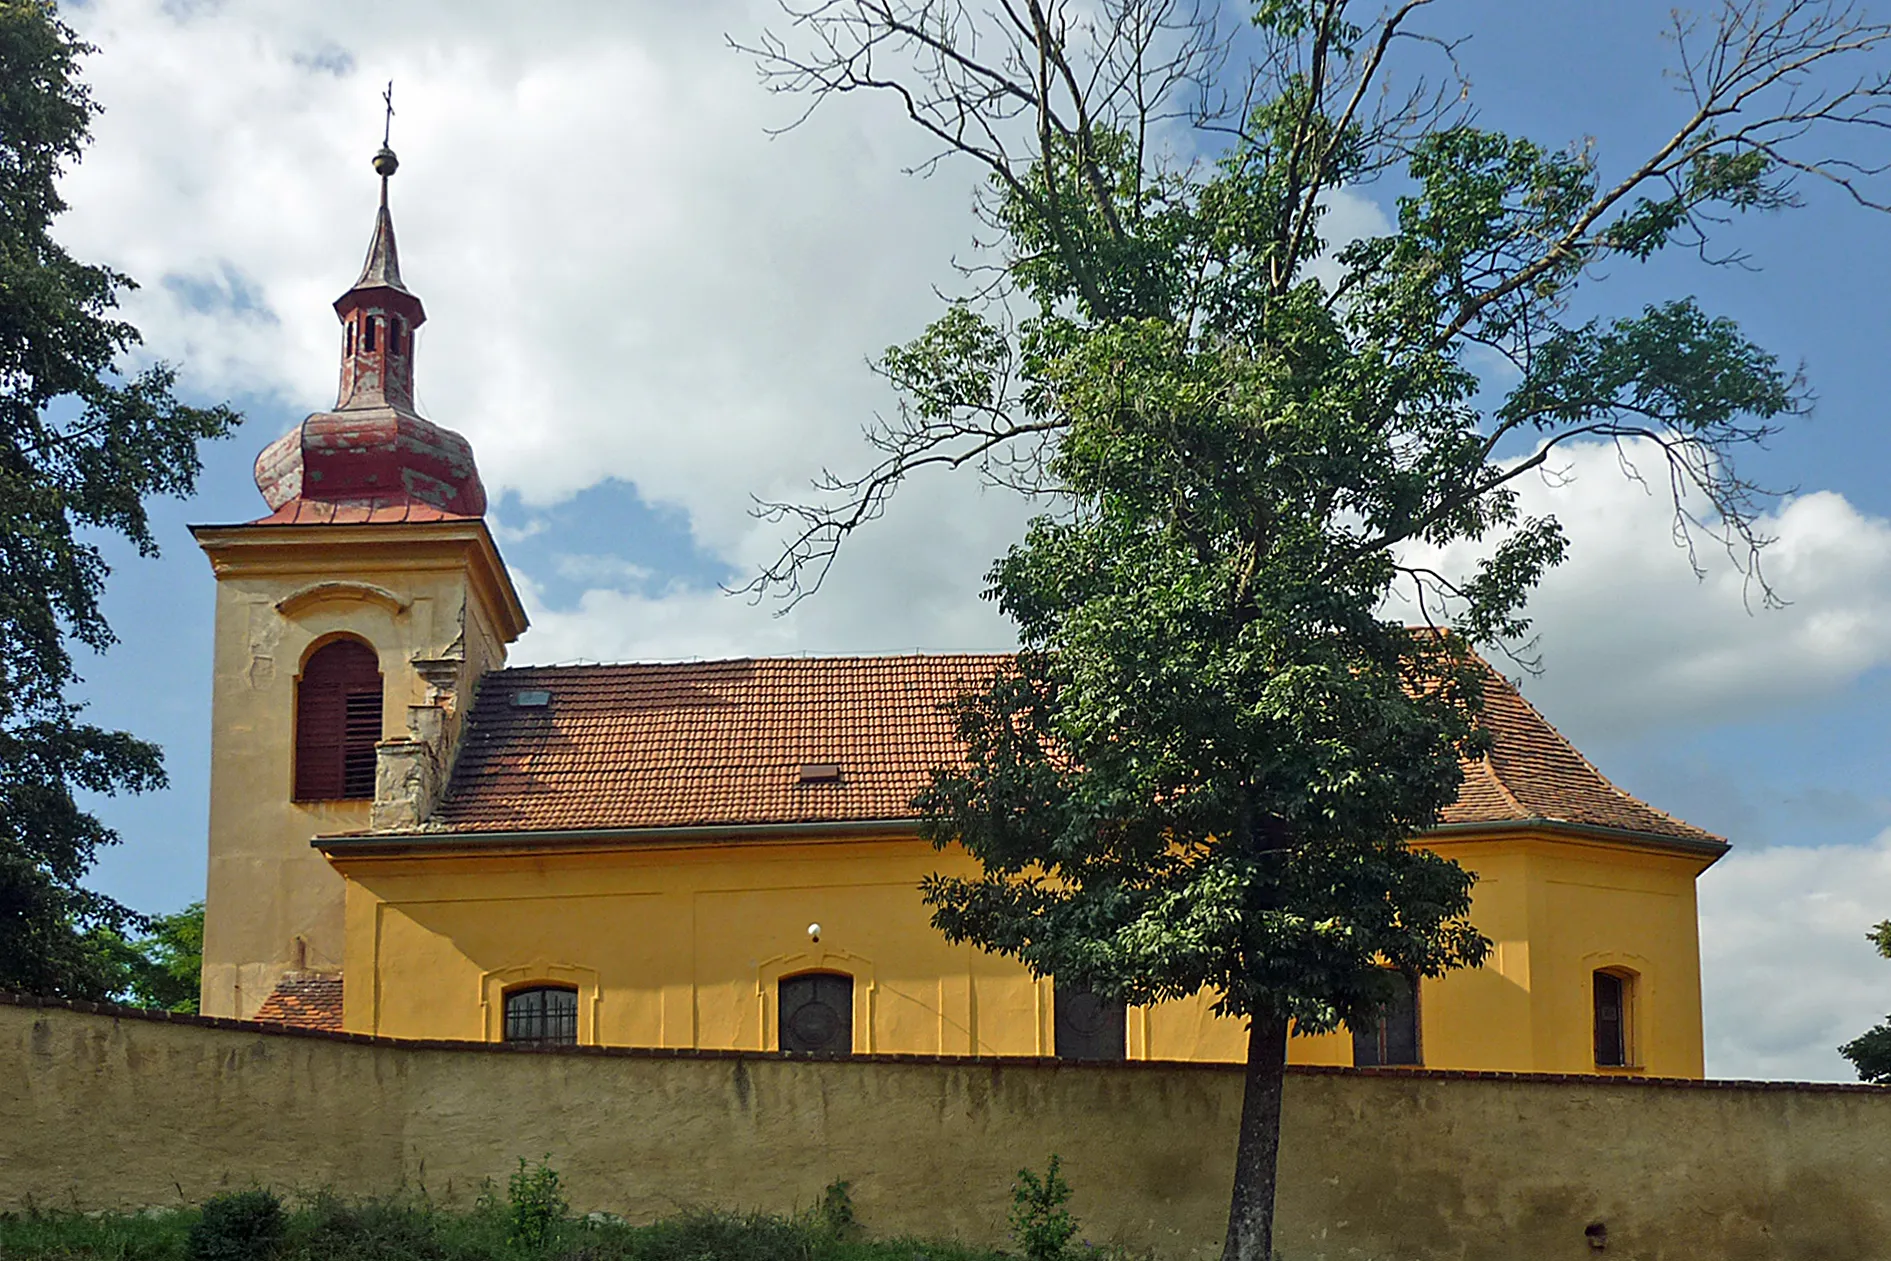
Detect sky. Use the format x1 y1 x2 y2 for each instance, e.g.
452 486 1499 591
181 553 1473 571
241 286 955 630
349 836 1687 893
46 0 1891 1081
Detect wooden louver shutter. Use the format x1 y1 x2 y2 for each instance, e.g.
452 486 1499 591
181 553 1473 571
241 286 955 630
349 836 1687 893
295 640 383 801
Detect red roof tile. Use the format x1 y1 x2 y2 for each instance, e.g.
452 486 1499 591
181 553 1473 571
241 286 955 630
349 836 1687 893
253 974 343 1031
246 496 478 527
423 653 1721 848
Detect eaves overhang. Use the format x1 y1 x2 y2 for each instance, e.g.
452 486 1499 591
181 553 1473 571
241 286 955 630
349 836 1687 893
315 817 928 858
315 813 1727 865
1420 817 1730 863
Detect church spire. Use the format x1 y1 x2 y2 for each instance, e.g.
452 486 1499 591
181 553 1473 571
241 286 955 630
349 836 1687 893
332 140 426 413
351 148 411 294
251 124 486 521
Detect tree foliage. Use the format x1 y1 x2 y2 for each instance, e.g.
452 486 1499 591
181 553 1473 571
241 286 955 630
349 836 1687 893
84 899 204 1012
1840 919 1891 1084
0 0 239 997
740 2 1891 1257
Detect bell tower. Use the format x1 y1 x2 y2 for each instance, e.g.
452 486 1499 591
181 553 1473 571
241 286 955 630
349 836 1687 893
193 143 527 1021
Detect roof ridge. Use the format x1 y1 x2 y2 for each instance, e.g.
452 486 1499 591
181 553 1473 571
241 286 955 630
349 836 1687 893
1468 748 1529 818
495 651 1015 673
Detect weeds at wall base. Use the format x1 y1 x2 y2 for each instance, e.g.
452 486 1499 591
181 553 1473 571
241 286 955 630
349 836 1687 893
0 1194 1021 1261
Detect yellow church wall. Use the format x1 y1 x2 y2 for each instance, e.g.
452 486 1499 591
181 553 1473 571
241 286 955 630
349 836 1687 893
193 521 526 1020
1423 834 1710 1076
325 823 1715 1075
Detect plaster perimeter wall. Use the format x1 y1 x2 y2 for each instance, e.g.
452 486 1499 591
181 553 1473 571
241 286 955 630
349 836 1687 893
7 999 1891 1261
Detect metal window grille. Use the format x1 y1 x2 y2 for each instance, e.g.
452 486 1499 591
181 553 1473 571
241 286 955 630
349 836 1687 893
1352 972 1421 1067
504 986 578 1046
778 973 852 1055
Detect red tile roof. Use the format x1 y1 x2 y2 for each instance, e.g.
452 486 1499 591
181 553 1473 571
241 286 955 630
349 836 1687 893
247 496 478 527
422 653 1721 848
254 974 344 1032
437 656 1004 833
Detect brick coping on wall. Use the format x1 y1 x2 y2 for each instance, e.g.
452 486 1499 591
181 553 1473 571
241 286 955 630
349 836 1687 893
4 989 1881 1094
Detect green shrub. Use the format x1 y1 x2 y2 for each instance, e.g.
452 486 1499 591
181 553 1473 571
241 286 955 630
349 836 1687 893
298 1192 445 1261
506 1158 567 1255
1008 1157 1078 1261
614 1209 812 1261
188 1190 286 1261
812 1179 858 1241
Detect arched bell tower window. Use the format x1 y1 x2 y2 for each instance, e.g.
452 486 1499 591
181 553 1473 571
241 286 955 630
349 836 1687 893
294 638 382 801
779 971 853 1055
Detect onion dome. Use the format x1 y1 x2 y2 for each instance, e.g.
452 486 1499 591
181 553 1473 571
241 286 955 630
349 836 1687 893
253 146 487 520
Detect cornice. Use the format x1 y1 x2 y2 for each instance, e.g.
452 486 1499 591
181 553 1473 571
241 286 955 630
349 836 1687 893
192 517 528 644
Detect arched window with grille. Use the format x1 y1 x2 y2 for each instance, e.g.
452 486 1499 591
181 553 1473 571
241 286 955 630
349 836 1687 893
778 971 853 1055
504 985 578 1046
294 638 383 801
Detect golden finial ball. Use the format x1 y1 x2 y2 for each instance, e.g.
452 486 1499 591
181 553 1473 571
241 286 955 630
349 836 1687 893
372 146 399 177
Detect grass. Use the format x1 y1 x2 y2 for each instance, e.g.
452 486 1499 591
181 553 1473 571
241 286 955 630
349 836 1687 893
0 1193 1013 1261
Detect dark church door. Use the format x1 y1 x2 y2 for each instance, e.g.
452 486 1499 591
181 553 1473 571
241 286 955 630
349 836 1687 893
1053 980 1127 1060
779 972 853 1055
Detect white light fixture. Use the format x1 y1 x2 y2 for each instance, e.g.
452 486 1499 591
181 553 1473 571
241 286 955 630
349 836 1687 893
808 923 822 943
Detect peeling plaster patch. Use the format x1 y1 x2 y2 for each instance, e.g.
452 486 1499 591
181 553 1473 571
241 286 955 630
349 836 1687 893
245 598 283 687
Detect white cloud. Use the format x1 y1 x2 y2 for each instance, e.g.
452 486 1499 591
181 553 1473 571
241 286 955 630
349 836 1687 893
57 0 1069 667
514 474 1034 664
60 0 987 537
1401 438 1891 744
1700 832 1891 1080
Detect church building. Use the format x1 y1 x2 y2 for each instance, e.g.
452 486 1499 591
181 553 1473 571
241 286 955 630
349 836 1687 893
194 147 1728 1076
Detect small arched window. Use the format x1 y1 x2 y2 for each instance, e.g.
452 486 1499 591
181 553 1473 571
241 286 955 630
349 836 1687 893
779 972 852 1055
346 321 356 355
505 986 578 1046
363 315 378 352
1594 969 1635 1068
1053 979 1126 1061
1352 971 1420 1067
294 639 382 801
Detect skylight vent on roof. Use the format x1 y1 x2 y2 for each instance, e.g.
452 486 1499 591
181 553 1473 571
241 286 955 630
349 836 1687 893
798 762 843 784
512 689 552 708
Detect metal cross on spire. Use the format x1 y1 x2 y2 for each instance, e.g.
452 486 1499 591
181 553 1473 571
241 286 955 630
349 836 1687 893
372 81 400 190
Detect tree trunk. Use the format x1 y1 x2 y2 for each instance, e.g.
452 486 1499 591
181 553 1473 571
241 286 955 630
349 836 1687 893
1221 1010 1291 1261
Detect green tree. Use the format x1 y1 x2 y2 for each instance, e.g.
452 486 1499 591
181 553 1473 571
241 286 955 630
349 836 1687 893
1840 920 1891 1083
0 1 238 997
84 900 204 1012
743 3 1891 1258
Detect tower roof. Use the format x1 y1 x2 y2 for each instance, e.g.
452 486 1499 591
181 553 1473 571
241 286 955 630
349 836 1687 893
348 168 413 297
252 144 484 521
